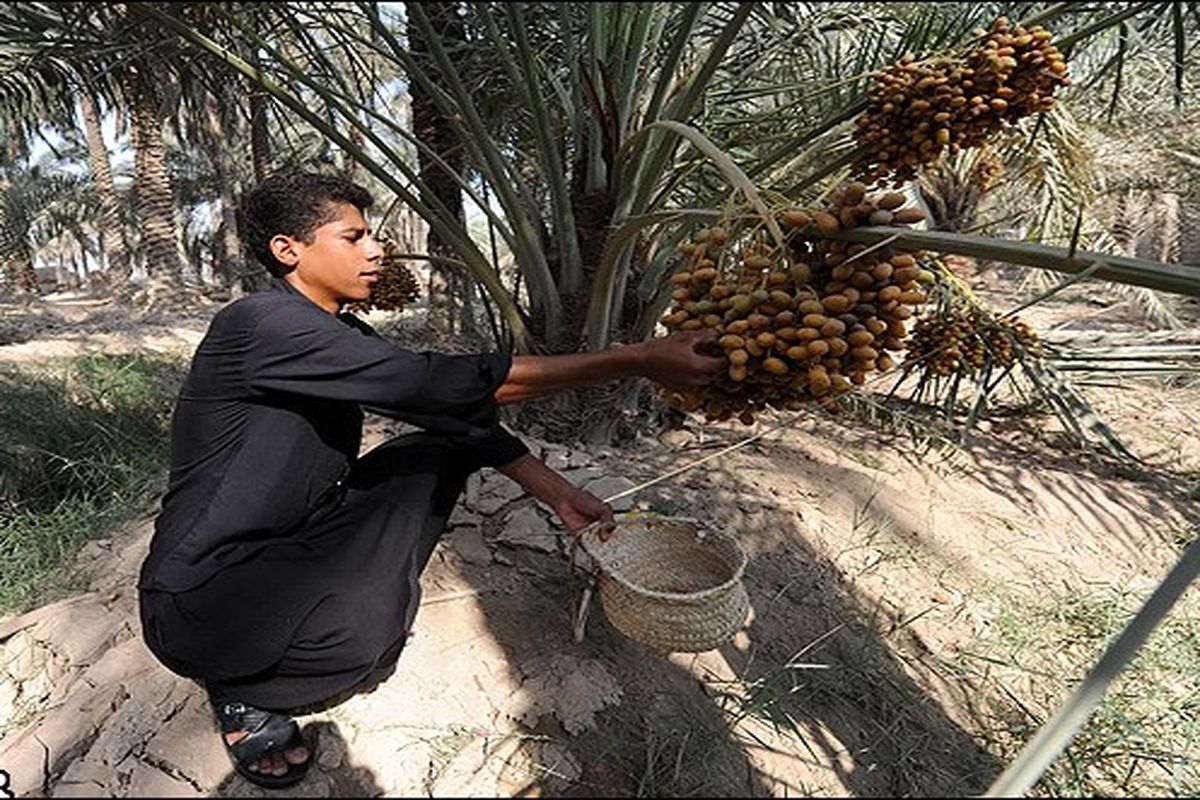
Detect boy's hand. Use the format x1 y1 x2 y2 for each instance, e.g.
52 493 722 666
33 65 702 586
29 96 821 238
497 454 616 540
638 330 726 393
551 485 616 541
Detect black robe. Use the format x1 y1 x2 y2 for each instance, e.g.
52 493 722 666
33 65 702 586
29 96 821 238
138 278 526 709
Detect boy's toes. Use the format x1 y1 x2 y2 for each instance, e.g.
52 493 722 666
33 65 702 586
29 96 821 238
284 745 310 765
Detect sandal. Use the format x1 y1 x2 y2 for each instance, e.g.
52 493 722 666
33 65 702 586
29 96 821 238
215 701 313 789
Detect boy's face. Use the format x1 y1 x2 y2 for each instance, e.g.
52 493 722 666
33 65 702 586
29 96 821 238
270 202 384 312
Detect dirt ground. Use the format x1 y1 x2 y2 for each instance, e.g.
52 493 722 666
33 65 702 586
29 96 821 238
0 283 1197 797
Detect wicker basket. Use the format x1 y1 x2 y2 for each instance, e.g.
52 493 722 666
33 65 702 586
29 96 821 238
579 514 750 653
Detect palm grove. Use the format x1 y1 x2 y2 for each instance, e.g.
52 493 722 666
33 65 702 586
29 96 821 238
0 2 1197 440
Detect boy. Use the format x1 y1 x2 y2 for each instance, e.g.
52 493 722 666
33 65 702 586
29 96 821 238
137 172 724 787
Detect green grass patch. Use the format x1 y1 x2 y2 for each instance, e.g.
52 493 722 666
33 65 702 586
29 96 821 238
954 581 1200 797
0 353 184 614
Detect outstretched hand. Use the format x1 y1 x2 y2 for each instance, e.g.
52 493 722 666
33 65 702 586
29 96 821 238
553 485 616 541
640 329 726 394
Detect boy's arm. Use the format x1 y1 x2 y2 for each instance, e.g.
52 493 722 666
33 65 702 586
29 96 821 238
497 453 615 538
493 330 725 405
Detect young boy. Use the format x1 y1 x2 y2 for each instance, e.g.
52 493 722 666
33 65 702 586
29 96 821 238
137 172 724 787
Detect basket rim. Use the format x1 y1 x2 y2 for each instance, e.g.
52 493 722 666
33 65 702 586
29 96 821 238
580 513 747 602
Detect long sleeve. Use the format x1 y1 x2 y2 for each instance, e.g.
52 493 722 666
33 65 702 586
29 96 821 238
245 304 527 468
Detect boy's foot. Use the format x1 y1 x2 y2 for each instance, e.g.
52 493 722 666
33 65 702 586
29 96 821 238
215 702 312 788
223 729 310 777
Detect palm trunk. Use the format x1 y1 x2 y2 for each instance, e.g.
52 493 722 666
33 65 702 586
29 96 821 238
202 89 241 287
125 60 181 292
1158 192 1181 264
79 86 130 290
10 246 39 295
249 85 271 183
407 0 473 339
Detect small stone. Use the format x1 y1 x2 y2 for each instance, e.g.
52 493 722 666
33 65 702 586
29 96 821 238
581 476 638 512
443 526 492 566
544 449 571 470
566 450 593 468
657 429 695 449
496 507 558 553
313 723 347 770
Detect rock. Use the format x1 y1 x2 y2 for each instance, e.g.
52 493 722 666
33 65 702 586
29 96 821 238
559 467 603 486
3 629 46 682
142 692 228 788
495 507 558 554
544 449 571 470
581 476 638 512
567 450 594 468
448 507 482 528
88 670 187 768
125 759 203 797
0 594 95 644
657 428 695 449
312 723 347 770
51 759 113 797
469 478 525 515
19 667 53 708
78 637 157 690
0 673 17 723
33 599 129 667
463 473 482 512
443 526 492 566
507 655 623 735
0 682 125 794
481 476 525 503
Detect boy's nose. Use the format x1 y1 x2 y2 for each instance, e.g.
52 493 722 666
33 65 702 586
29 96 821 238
365 235 384 261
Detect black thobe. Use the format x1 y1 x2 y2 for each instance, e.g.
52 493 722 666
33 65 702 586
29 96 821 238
137 278 527 710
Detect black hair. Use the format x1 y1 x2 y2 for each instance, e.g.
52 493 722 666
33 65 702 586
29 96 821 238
237 172 375 277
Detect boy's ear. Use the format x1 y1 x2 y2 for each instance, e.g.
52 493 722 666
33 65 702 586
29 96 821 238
269 234 302 267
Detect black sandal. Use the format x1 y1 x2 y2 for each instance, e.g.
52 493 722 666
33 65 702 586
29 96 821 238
215 701 313 789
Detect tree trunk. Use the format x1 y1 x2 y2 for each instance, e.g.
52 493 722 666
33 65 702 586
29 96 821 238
344 124 364 182
407 0 473 339
125 59 181 293
249 85 271 183
1158 192 1181 264
202 89 241 287
9 247 39 295
78 85 130 289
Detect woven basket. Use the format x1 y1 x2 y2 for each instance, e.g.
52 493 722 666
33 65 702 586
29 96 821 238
579 515 750 653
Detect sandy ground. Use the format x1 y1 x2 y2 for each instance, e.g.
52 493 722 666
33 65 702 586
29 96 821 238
0 286 1197 797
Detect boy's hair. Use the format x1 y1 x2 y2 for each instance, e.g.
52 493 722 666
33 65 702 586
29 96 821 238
237 172 374 277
